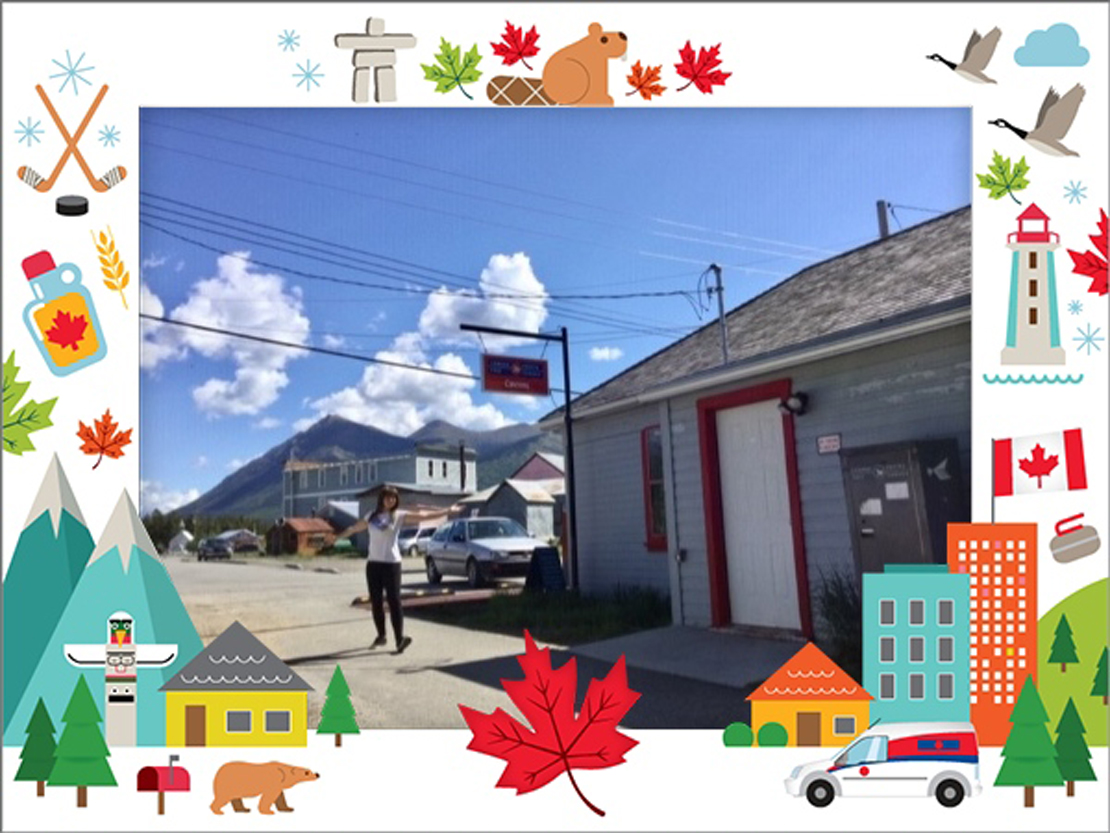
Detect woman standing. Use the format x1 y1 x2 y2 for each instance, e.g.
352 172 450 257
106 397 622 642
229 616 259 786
364 486 441 654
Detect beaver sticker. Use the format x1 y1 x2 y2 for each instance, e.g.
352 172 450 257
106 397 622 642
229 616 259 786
210 761 319 815
488 23 628 106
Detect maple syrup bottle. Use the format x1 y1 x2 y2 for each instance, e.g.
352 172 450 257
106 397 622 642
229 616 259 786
22 250 107 376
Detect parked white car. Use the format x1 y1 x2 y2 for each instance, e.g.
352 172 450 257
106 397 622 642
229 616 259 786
424 516 541 588
784 722 981 808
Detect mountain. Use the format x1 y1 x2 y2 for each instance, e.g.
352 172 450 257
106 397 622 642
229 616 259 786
4 491 203 747
172 416 562 520
3 454 95 729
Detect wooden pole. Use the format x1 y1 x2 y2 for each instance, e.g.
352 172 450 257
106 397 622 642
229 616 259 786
1067 781 1075 797
36 781 45 797
335 733 342 747
158 791 166 815
77 785 88 807
1023 785 1034 807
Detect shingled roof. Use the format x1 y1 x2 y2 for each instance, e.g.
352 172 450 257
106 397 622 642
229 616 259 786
160 621 312 692
747 642 871 701
554 206 970 418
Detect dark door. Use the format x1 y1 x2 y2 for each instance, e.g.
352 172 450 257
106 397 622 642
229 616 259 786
796 712 822 746
185 705 206 747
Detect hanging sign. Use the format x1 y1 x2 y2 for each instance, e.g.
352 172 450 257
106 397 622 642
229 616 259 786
481 354 549 395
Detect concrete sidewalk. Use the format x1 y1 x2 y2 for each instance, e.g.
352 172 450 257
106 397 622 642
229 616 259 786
572 625 805 691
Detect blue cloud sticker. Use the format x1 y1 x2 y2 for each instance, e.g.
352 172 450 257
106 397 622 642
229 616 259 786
1015 23 1090 66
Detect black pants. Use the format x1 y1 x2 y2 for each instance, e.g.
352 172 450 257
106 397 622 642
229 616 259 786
366 561 403 642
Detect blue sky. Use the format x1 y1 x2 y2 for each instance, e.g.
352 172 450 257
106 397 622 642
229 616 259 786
138 107 970 512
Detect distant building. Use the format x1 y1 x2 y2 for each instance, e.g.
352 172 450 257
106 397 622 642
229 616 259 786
282 443 477 518
484 478 564 540
265 518 336 555
863 564 971 725
167 529 194 554
511 452 564 481
355 482 465 524
946 523 1038 746
214 528 261 552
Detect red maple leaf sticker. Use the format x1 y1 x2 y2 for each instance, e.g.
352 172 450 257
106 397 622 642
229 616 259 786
675 41 731 93
1067 208 1108 296
76 409 133 469
459 631 639 817
1018 443 1058 489
626 61 666 100
491 21 541 70
45 310 88 351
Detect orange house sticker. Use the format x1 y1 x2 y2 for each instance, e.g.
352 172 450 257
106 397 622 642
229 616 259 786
747 643 872 746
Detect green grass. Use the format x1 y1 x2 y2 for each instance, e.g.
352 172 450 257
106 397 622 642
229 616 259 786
407 587 671 646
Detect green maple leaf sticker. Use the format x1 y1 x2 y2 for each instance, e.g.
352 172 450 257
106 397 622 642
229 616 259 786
421 38 483 99
3 351 57 456
976 151 1030 205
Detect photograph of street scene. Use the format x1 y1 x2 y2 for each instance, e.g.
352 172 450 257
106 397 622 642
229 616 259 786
135 106 972 730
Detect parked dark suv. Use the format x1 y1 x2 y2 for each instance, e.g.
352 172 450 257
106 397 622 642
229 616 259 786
197 538 233 561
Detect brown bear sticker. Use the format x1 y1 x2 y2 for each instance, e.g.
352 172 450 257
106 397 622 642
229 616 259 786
210 761 319 815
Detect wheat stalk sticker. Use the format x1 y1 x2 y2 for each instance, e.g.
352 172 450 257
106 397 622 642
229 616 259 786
91 226 130 309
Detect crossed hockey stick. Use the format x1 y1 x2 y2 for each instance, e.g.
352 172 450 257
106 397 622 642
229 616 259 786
17 84 126 193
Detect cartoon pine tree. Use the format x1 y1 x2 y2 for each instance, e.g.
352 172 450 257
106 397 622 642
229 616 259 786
994 675 1063 807
316 664 360 747
1054 697 1097 797
1049 613 1079 672
47 675 116 807
1092 647 1108 705
15 699 56 797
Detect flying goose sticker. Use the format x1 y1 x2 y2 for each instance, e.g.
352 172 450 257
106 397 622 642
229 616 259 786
988 84 1086 157
927 27 1002 83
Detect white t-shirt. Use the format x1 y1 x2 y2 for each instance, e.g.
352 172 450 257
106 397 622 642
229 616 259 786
366 509 407 563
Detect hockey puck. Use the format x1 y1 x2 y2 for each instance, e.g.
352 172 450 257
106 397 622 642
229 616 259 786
56 195 89 216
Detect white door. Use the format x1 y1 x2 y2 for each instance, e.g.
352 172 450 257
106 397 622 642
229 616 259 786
715 400 801 630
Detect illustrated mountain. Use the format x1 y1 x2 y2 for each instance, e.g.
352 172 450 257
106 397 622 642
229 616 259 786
3 454 95 729
171 415 561 520
4 490 203 747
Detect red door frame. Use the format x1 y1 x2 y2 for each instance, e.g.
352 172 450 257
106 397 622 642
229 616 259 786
696 378 814 638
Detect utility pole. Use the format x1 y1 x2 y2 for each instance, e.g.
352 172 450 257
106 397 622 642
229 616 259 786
876 199 890 239
708 263 728 364
459 323 579 590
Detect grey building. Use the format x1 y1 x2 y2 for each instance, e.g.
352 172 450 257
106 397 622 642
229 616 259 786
542 207 972 640
483 478 563 541
282 443 477 519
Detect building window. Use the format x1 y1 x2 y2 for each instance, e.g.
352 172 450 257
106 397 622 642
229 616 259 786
833 716 856 736
909 673 925 700
1029 307 1038 326
356 463 363 484
1029 251 1038 269
226 711 252 733
265 711 291 733
428 460 433 477
340 465 349 486
937 674 954 700
938 636 954 663
442 461 448 478
879 673 895 700
938 599 954 626
317 469 324 488
909 599 925 626
879 599 895 626
879 636 895 663
1029 279 1038 298
641 426 667 551
909 636 925 663
299 471 308 489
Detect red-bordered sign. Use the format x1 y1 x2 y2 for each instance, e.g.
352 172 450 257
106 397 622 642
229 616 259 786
481 354 549 395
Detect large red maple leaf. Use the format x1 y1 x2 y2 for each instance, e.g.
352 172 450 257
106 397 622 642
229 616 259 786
44 310 88 351
1018 444 1058 489
1067 208 1108 296
459 631 639 817
491 21 541 70
675 41 731 93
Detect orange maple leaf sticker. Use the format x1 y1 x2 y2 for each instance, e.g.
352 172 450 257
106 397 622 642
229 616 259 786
1018 443 1058 488
45 310 88 351
77 409 133 470
626 61 666 100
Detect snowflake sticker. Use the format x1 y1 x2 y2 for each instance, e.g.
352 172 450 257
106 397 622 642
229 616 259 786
1063 180 1087 205
1073 324 1104 355
98 125 120 148
1068 300 1083 315
293 59 324 91
50 49 95 95
15 117 44 146
278 29 301 52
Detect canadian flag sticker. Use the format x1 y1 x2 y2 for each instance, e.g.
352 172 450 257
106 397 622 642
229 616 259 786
994 429 1088 497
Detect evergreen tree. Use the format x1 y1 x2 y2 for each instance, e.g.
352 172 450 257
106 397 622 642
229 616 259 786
1092 647 1108 705
15 699 56 797
47 676 116 807
1049 613 1079 672
317 664 360 747
995 675 1063 807
1054 697 1097 797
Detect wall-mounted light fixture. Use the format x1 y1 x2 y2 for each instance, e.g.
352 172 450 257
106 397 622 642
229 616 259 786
778 392 809 416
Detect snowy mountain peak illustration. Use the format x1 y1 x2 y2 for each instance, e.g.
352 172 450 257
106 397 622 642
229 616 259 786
89 490 158 573
24 452 86 534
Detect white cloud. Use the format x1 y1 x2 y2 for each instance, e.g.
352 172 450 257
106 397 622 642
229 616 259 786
227 455 258 471
322 334 347 349
193 455 209 468
589 346 624 361
253 416 282 430
142 253 168 270
140 480 200 515
140 251 310 417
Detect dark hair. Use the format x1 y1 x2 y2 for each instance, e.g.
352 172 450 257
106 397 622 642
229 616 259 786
373 485 401 516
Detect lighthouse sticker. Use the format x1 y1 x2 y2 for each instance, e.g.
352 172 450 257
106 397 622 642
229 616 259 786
1001 204 1066 365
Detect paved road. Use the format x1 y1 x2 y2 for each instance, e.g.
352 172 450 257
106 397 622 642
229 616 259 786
164 554 752 730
